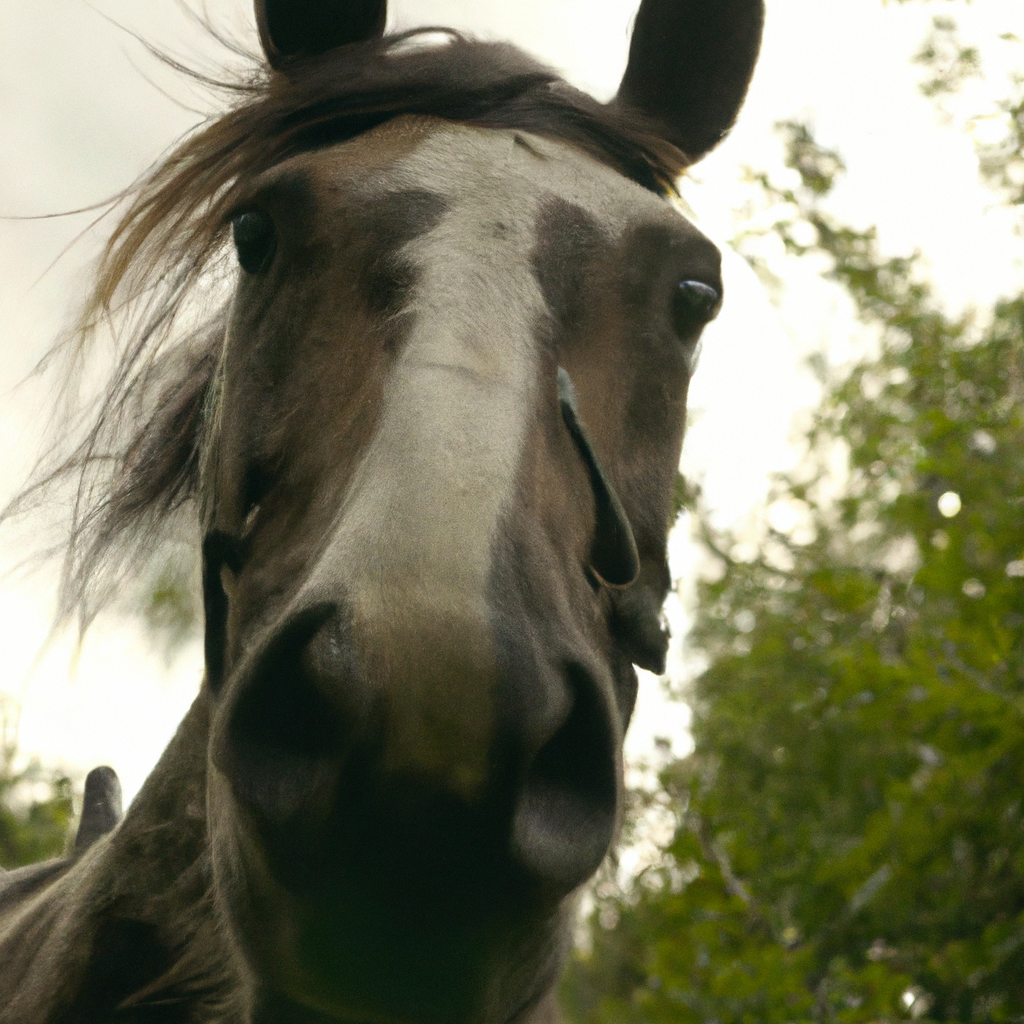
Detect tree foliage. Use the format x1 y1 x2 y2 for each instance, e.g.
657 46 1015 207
564 34 1024 1024
0 697 74 869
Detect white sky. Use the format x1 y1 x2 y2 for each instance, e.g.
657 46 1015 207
0 0 1021 805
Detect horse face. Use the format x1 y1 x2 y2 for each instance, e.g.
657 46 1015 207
202 114 718 1019
184 0 763 1015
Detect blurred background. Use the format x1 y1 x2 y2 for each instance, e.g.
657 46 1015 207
1 1 1022 1019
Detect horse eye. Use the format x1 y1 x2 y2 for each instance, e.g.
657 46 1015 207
232 211 277 275
673 280 721 334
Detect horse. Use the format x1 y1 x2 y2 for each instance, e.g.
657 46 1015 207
0 0 763 1020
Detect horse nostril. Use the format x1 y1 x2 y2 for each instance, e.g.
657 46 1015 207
510 665 618 893
219 604 367 820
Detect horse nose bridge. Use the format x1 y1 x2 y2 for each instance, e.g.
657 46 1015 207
325 465 580 796
283 257 546 791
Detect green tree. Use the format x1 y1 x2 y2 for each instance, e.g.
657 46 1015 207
564 47 1024 1024
0 697 75 869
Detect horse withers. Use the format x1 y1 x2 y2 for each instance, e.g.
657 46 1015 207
0 1 763 1020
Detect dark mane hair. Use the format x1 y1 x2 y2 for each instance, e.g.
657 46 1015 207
4 29 688 632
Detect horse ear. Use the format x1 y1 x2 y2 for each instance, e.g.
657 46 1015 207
615 0 764 163
75 766 123 853
256 0 387 68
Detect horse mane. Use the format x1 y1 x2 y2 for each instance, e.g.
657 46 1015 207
4 27 688 634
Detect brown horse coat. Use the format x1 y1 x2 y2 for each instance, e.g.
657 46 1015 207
0 2 763 1021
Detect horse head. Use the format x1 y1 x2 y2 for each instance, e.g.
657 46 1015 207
192 1 763 1019
0 2 763 1020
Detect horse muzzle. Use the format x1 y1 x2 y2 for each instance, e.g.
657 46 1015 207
211 565 622 903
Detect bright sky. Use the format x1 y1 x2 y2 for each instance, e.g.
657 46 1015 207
0 0 1021 806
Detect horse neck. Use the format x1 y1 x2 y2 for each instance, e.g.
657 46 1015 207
0 692 244 1024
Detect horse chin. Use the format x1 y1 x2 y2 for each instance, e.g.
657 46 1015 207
208 760 574 1024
